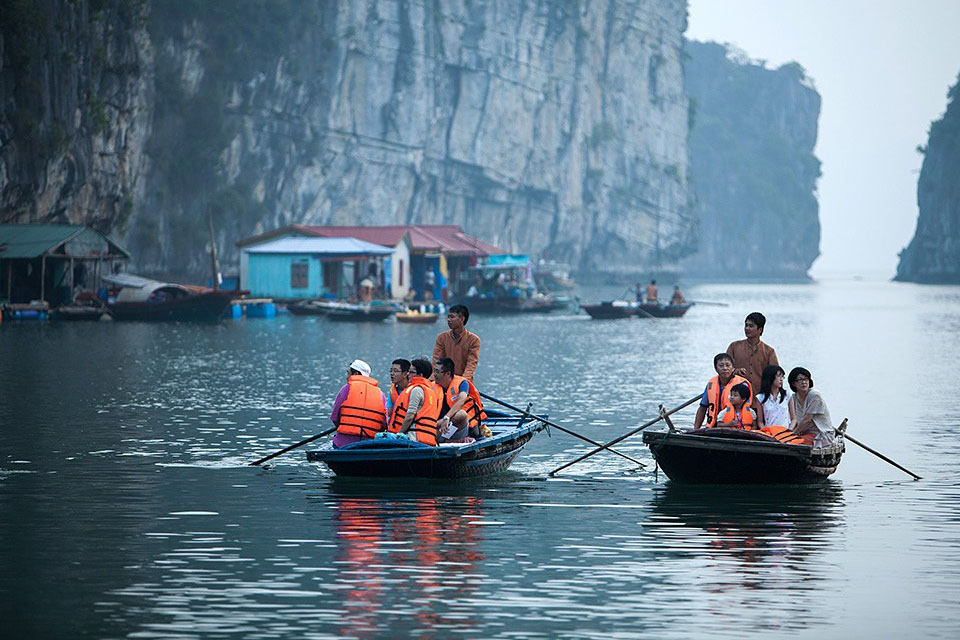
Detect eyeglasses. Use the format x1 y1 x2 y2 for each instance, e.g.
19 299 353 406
794 376 810 383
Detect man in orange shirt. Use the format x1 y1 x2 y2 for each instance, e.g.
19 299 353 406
432 304 480 382
726 312 779 393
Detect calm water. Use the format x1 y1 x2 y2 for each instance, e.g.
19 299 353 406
3 278 960 639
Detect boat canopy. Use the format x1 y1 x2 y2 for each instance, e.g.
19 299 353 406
103 273 193 303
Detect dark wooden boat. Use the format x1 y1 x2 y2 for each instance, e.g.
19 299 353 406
52 304 106 321
307 413 546 479
582 301 637 319
104 274 243 322
642 427 844 484
287 300 332 316
637 302 693 318
325 303 396 322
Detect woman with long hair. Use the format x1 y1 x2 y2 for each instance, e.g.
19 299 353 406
755 364 792 428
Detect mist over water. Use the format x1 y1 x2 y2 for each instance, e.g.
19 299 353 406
3 278 960 638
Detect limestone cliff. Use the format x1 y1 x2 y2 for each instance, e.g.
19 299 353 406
895 72 960 283
1 0 695 280
682 41 822 280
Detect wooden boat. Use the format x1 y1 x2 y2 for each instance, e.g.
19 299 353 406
104 274 243 322
637 302 693 318
325 302 396 322
396 310 439 324
52 304 106 321
582 301 637 319
642 427 845 484
307 412 546 478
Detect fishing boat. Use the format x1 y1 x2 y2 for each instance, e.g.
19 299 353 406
637 302 693 318
581 301 637 319
642 427 845 484
325 302 396 322
287 300 332 316
396 310 439 324
307 412 546 478
104 273 243 322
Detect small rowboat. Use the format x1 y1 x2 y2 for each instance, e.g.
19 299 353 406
582 301 637 319
325 304 395 322
642 427 844 484
307 412 546 478
636 302 693 318
396 311 439 324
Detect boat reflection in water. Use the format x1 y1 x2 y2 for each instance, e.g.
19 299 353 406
647 483 845 628
328 483 487 638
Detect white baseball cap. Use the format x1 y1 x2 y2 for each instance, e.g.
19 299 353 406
349 359 371 377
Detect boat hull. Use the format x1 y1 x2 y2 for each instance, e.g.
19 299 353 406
637 303 692 318
307 419 543 479
396 312 439 324
582 303 636 319
108 290 237 322
643 428 843 484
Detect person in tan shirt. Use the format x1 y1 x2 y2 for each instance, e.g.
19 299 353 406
726 311 778 393
433 304 480 382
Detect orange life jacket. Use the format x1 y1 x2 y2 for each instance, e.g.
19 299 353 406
704 374 752 428
760 425 807 445
337 375 387 438
719 404 755 429
388 377 441 446
443 375 487 428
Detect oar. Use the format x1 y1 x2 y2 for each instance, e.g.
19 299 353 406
549 393 702 476
249 426 337 466
688 300 728 307
479 392 646 468
837 419 921 480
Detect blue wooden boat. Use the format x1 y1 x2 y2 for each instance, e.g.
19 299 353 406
306 412 546 478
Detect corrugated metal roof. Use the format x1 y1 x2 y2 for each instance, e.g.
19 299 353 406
306 224 503 256
0 224 130 259
243 236 394 255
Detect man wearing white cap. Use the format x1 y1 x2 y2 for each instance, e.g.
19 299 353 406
330 359 388 449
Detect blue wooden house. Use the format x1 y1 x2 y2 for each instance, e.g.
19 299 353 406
239 236 393 300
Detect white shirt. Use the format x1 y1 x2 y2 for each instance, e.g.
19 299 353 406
757 392 790 428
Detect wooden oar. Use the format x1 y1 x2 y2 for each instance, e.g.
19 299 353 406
479 392 646 468
249 426 337 466
549 393 702 476
688 299 728 307
837 419 921 480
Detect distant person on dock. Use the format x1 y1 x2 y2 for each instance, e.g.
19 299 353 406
433 304 480 382
433 357 487 443
726 312 778 393
386 358 411 423
387 358 441 445
694 353 753 429
645 279 658 303
787 367 836 447
331 359 388 449
670 285 686 306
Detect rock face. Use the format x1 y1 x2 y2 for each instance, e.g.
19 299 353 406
682 41 822 280
1 0 695 280
895 73 960 283
0 0 153 234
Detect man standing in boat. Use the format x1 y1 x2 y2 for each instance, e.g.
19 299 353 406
433 304 480 382
726 312 779 393
645 279 658 303
330 359 388 448
693 353 753 429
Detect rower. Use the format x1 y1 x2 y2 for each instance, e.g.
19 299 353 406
433 357 487 442
694 353 753 429
330 359 388 449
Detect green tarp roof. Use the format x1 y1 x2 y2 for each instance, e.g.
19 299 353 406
0 224 130 259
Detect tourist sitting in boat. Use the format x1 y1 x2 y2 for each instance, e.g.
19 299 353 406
385 358 411 422
331 359 388 449
693 353 753 429
432 357 488 443
670 285 686 306
788 367 836 446
386 358 442 445
717 383 756 428
752 364 805 444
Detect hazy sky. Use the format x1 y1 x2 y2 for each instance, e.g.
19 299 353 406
687 0 960 277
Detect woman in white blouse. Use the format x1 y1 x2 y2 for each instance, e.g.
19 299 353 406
755 365 792 428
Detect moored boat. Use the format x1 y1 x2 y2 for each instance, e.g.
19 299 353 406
642 427 844 484
325 302 396 322
104 274 243 322
307 412 546 478
396 310 439 324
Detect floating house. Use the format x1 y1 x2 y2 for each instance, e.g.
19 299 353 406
0 224 129 305
239 236 393 301
238 224 501 301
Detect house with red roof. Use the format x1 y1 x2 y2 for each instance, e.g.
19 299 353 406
238 225 501 301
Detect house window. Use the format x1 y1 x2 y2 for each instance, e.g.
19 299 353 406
399 259 404 287
291 260 309 288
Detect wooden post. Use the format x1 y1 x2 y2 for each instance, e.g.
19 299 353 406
40 255 46 303
6 261 11 300
207 206 221 290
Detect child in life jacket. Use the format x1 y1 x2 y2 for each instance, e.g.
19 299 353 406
719 383 757 429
